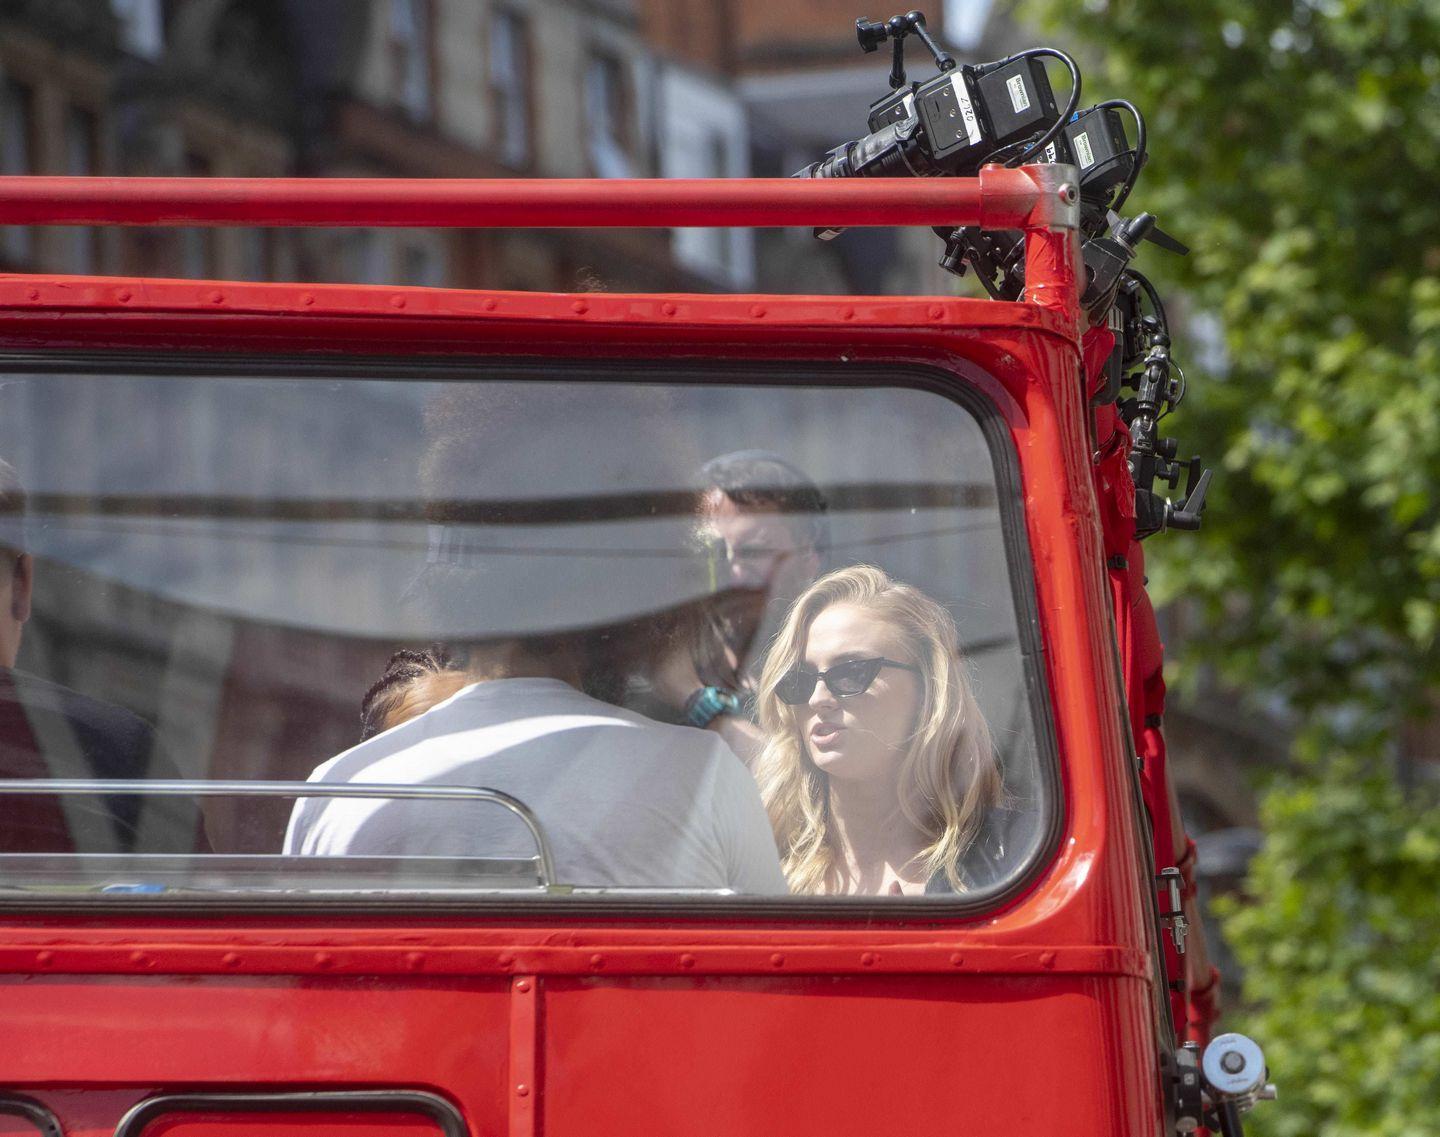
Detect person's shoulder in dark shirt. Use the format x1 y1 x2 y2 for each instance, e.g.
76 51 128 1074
0 667 207 853
925 806 1034 896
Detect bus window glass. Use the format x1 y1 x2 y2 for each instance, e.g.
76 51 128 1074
0 366 1051 902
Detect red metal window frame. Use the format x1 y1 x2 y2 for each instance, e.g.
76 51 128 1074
0 169 1151 962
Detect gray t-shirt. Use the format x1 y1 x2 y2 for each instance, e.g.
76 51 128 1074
284 677 787 894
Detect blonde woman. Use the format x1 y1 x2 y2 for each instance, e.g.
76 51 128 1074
754 565 1008 895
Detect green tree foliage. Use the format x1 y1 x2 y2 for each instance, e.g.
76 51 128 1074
1012 2 1440 1133
1216 758 1440 1137
1016 0 1440 732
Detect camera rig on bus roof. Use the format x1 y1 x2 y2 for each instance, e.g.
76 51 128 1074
794 9 1211 542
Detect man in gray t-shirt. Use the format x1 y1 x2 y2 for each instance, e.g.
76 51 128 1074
285 676 786 894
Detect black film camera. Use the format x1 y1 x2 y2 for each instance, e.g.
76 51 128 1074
793 12 1076 181
795 10 1210 540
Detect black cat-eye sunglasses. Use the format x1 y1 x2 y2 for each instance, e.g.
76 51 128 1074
774 657 921 705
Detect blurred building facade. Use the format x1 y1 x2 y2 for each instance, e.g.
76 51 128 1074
1 0 697 289
0 0 1028 295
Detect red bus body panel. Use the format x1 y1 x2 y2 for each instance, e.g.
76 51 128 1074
0 175 1201 1136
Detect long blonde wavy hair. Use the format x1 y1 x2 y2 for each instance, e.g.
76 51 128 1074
754 565 1003 893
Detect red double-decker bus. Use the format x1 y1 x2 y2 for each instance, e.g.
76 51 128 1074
0 170 1267 1137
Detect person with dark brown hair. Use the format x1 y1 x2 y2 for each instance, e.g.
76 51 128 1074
358 646 472 742
645 450 830 766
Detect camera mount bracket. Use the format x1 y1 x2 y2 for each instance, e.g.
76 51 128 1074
856 11 956 89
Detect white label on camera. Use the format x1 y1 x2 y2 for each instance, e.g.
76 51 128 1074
1074 130 1096 168
1043 142 1058 163
949 73 982 145
1006 74 1031 114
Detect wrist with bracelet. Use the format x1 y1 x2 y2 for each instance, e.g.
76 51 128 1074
683 685 741 729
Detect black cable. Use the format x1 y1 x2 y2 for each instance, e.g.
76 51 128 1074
1091 98 1147 212
976 136 1034 168
1129 269 1168 333
984 48 1081 168
1129 267 1185 420
1079 149 1141 195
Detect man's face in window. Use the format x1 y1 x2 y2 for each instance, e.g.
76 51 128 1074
702 491 820 611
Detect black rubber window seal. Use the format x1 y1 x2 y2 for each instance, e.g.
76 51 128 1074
0 1094 64 1137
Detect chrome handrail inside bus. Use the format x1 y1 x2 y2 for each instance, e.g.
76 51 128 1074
0 779 557 887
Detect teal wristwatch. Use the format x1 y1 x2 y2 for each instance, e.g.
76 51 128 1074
684 686 741 728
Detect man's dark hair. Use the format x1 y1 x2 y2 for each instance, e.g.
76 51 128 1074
700 449 829 559
359 645 456 742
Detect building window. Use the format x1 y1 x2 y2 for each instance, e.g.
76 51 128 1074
64 108 100 274
241 230 273 282
388 0 433 121
179 229 212 279
0 80 34 265
696 134 732 274
668 130 752 287
488 9 532 169
110 0 164 60
269 230 299 282
399 236 447 287
943 0 995 51
658 70 754 288
344 231 390 284
584 50 634 178
179 152 218 279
